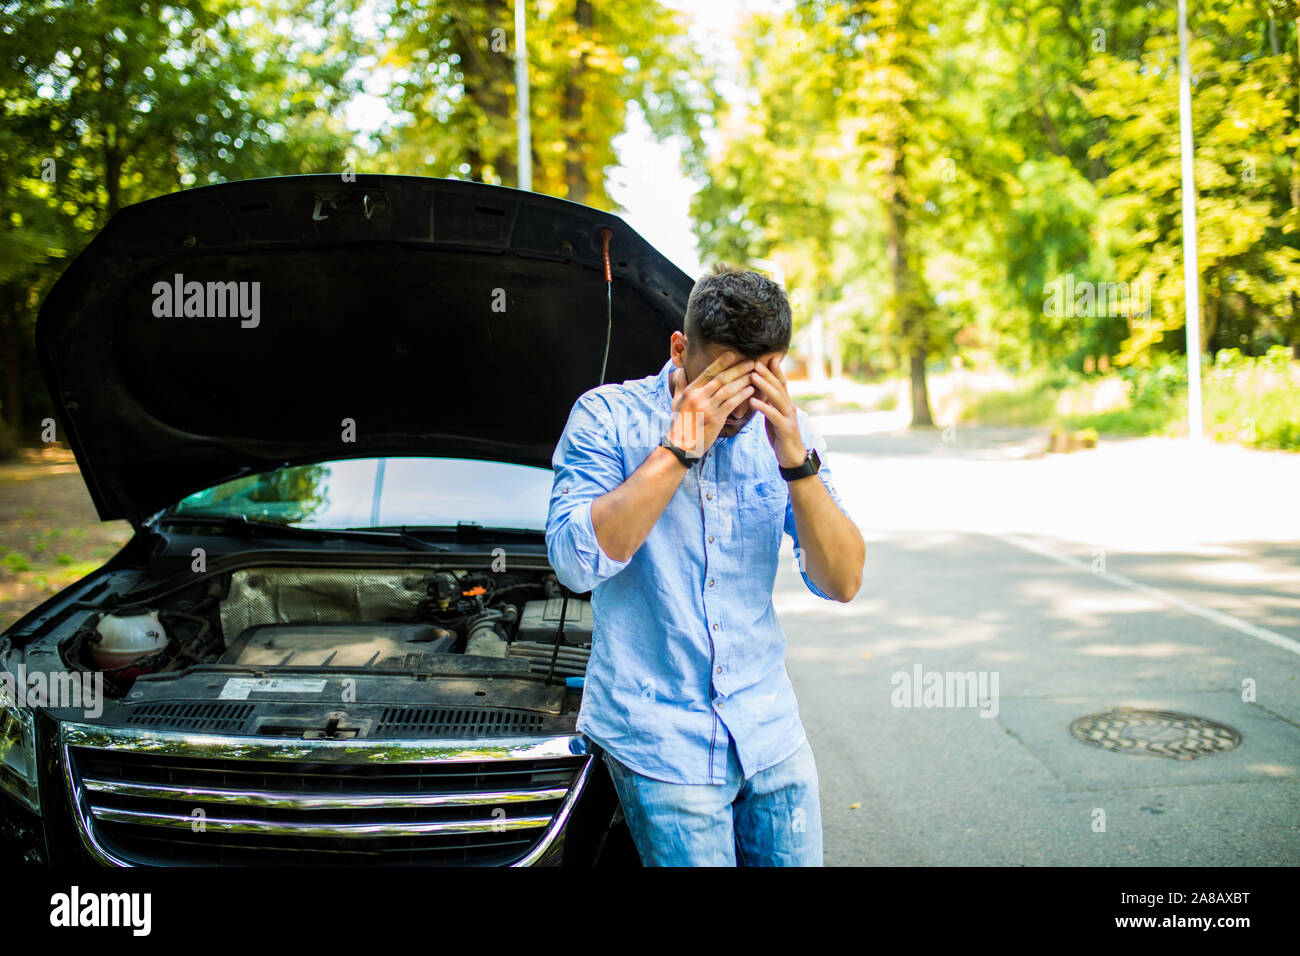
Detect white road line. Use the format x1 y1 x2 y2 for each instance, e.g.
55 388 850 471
998 532 1300 658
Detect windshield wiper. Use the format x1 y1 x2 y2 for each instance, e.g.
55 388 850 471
156 515 450 551
367 522 546 540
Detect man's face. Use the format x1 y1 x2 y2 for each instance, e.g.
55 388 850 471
671 333 785 439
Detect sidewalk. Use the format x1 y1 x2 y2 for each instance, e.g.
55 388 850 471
790 376 1054 459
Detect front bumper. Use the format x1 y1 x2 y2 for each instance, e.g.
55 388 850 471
18 710 627 866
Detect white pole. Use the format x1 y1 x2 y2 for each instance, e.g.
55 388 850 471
515 0 532 191
1177 0 1203 440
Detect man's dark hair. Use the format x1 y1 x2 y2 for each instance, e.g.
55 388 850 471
683 263 792 357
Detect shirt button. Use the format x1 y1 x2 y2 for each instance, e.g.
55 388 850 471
715 665 722 674
708 535 715 543
706 493 712 500
717 700 724 708
708 579 715 587
712 623 719 631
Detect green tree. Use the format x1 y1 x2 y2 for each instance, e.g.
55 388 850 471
0 0 361 442
1084 1 1300 363
696 0 996 426
379 0 716 209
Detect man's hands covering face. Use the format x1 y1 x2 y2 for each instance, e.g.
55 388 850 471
666 351 755 458
749 355 806 469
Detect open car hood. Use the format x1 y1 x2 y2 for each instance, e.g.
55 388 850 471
36 175 692 525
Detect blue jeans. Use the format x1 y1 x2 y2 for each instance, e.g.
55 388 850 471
598 731 824 866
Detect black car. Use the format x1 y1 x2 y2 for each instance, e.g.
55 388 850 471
0 174 693 865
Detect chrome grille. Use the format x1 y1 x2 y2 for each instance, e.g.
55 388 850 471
373 707 545 737
124 702 256 733
62 724 590 866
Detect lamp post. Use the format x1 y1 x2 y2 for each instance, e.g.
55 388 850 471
515 0 532 191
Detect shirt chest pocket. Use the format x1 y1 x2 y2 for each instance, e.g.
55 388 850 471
737 480 788 558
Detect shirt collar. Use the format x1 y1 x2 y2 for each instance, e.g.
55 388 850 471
656 357 675 409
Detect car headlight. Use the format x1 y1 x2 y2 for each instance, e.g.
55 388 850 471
0 674 40 814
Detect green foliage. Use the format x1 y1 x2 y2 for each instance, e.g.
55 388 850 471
950 348 1300 450
0 1 717 447
1125 359 1188 419
1082 4 1300 363
694 0 1299 412
955 376 1059 427
693 0 976 424
954 357 1188 435
1 0 1296 453
379 0 715 207
0 0 365 441
2 552 32 574
1068 394 1181 437
1203 346 1300 449
872 389 899 412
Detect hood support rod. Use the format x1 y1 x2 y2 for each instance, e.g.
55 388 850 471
597 228 613 384
544 586 570 686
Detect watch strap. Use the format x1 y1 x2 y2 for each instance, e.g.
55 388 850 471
659 435 699 469
779 448 820 481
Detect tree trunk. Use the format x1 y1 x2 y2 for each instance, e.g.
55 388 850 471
450 0 515 184
98 37 122 218
104 132 122 218
884 135 934 427
1203 271 1220 353
909 346 932 427
0 286 20 436
489 0 518 187
562 0 594 203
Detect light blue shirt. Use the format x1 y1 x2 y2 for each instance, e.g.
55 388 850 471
545 357 854 785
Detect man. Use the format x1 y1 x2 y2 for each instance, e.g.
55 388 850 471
545 264 865 866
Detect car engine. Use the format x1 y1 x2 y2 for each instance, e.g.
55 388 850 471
57 566 593 698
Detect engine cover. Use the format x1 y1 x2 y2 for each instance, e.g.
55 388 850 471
219 623 456 668
516 599 594 647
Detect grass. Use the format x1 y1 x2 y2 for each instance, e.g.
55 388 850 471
0 451 135 630
1066 403 1176 435
948 347 1300 451
1200 349 1300 450
2 551 31 573
958 382 1058 427
871 390 899 412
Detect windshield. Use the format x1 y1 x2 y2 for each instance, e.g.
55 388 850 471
166 457 554 531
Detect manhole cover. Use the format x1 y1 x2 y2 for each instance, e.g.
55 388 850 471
1068 709 1242 760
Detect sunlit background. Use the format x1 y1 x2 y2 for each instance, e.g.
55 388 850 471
4 0 1298 447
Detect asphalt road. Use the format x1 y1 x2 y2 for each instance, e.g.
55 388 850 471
778 415 1300 866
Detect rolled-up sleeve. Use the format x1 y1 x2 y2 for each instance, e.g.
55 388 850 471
785 409 858 600
546 390 634 595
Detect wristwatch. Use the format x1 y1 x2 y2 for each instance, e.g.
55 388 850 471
659 435 700 469
779 448 821 481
